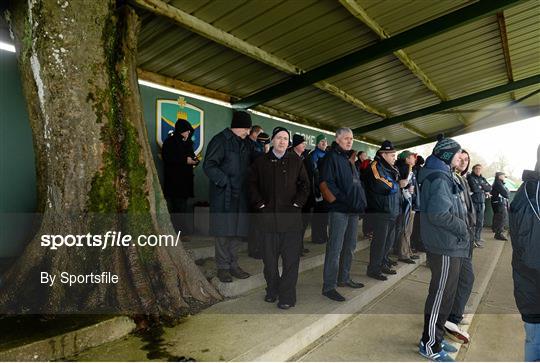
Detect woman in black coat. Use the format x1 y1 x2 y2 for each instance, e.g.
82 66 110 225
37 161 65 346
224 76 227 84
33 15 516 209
162 119 198 233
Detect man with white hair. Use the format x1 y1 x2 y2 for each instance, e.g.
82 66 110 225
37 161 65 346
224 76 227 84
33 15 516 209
319 127 367 302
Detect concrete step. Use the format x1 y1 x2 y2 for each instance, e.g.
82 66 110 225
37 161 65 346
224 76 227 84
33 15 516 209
295 232 506 362
456 241 524 361
69 247 426 362
200 238 370 298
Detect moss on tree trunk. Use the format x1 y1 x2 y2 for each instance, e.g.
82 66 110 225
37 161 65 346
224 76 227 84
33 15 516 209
1 0 220 316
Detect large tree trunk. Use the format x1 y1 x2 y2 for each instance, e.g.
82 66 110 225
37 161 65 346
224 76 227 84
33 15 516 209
1 0 220 315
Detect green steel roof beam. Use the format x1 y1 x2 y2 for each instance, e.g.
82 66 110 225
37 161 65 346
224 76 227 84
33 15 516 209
338 0 469 126
352 74 540 135
131 0 388 119
232 0 527 109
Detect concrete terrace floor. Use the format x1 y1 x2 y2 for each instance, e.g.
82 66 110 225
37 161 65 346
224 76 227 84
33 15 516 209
69 231 522 362
298 237 522 362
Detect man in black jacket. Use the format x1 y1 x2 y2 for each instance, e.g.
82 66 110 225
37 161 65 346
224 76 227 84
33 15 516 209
319 127 367 302
467 165 492 246
491 171 510 241
365 140 403 281
249 127 309 309
510 145 540 361
203 111 253 283
162 118 197 234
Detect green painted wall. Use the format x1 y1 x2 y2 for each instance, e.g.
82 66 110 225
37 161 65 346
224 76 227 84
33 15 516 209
0 52 37 258
140 84 378 209
0 51 377 257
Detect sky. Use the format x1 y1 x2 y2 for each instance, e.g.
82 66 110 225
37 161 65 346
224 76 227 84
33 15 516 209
409 116 540 180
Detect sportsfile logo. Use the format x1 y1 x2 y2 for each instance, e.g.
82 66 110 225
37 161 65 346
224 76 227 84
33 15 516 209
40 230 182 250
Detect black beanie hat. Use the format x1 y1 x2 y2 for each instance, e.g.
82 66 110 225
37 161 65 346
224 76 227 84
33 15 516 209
271 126 289 140
230 111 252 129
175 119 193 135
292 134 305 147
433 134 461 165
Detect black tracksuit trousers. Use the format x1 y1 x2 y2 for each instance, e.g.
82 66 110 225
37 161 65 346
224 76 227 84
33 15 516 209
421 253 463 354
448 255 475 324
262 231 302 305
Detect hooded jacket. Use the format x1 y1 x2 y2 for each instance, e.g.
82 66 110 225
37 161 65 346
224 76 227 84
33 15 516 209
319 142 367 214
364 154 400 218
510 169 540 323
418 155 469 257
162 123 196 199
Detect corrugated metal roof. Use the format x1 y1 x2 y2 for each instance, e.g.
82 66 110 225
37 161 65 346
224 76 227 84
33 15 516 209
505 1 540 80
265 86 382 129
327 55 442 116
356 0 475 34
363 123 415 143
169 0 379 70
135 0 540 147
406 114 464 135
404 16 508 99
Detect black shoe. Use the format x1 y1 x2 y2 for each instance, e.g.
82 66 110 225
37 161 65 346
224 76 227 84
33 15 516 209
387 259 398 266
264 295 277 303
337 280 364 288
303 248 310 254
322 289 346 302
230 266 250 279
367 272 388 281
277 302 294 310
410 254 420 260
382 266 397 275
494 234 508 241
398 258 416 264
217 269 233 283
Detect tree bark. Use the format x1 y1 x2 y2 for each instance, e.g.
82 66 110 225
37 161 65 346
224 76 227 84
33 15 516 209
1 0 221 315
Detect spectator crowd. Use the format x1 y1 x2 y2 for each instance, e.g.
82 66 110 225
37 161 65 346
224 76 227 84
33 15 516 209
161 111 539 362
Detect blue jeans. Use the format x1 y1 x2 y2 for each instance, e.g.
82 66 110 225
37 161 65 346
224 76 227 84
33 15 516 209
473 203 485 241
323 212 358 292
525 322 540 362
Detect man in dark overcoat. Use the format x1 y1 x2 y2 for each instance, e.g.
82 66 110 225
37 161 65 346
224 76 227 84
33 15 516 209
203 111 253 283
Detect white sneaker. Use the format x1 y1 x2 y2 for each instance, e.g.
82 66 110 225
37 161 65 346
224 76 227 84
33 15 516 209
444 321 470 344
